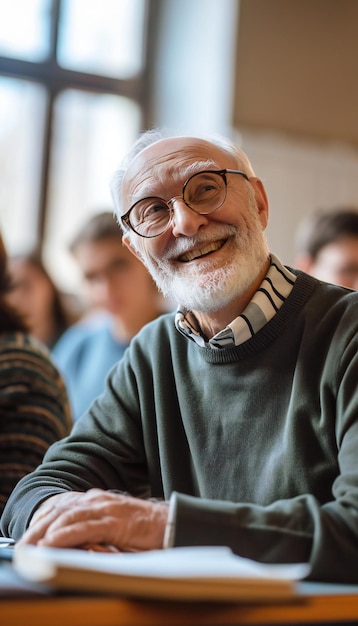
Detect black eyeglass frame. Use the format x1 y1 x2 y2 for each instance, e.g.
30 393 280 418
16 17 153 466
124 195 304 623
121 168 250 238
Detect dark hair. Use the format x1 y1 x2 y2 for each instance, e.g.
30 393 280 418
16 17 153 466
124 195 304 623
0 234 28 333
6 250 77 343
69 211 122 255
296 208 358 260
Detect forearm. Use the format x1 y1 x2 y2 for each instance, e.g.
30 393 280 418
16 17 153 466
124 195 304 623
1 482 71 539
167 492 358 583
1 423 151 540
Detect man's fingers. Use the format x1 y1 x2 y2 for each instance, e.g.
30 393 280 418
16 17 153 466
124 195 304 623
37 519 113 548
18 490 168 552
18 507 62 545
18 491 85 545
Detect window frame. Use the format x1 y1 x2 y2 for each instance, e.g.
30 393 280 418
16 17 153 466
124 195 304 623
0 0 154 251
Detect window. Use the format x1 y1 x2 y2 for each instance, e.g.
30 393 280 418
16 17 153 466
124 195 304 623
0 0 51 61
0 0 149 290
0 77 47 253
58 0 145 78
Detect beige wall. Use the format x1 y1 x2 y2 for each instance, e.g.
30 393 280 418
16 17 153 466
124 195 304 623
234 0 358 145
232 0 358 264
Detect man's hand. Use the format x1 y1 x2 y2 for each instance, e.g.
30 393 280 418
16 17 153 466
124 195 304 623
17 489 168 552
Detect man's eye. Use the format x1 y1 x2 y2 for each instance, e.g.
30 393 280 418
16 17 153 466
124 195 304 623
189 183 219 204
142 202 168 219
201 183 216 193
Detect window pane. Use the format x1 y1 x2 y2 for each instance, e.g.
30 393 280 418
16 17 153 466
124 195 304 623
58 0 148 78
0 77 47 253
44 88 141 290
0 0 51 61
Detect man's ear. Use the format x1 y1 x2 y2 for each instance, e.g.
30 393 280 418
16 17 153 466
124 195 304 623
123 233 144 262
250 178 269 229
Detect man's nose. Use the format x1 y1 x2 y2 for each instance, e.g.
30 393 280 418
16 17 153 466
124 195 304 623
170 198 208 238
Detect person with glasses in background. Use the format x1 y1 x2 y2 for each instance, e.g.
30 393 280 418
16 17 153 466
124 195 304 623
52 211 167 421
3 130 358 584
294 207 358 289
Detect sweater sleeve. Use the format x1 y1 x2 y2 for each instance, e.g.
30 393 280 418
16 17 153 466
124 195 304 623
167 325 358 585
0 334 72 515
0 350 151 539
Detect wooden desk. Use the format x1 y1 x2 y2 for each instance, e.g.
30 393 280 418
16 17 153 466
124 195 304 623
2 584 358 626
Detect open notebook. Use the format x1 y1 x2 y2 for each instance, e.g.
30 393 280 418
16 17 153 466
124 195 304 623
13 545 310 603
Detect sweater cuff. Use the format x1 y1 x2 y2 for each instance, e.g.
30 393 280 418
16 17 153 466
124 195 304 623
162 491 241 549
163 492 178 548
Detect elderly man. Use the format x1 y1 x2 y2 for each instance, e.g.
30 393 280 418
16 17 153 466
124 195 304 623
2 130 358 583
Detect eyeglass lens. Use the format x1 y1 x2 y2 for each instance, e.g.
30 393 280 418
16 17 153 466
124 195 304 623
130 171 227 237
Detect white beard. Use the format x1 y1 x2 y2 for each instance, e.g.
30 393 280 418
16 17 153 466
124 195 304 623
131 202 269 314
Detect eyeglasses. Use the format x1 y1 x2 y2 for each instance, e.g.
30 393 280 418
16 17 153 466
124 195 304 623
121 169 250 238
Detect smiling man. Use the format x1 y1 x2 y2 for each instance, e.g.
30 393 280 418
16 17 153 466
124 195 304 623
119 136 270 335
3 130 358 584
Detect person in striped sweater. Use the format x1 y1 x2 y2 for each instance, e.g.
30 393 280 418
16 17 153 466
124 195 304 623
0 233 72 516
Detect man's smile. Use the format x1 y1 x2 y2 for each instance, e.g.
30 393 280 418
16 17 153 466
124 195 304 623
178 239 226 263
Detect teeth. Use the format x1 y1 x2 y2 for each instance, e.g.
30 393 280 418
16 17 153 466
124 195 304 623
180 241 224 262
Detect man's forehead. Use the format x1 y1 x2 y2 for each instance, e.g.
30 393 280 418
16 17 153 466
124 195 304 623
138 136 220 160
126 137 229 182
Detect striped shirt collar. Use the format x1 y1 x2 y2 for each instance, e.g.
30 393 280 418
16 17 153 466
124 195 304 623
175 254 296 349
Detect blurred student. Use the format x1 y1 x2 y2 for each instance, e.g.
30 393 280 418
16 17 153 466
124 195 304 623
0 233 72 516
52 211 167 421
5 251 80 349
295 208 358 289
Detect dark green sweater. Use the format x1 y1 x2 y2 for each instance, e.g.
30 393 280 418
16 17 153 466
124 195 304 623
2 271 358 582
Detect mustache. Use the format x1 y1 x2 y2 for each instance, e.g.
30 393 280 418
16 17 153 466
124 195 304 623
161 224 237 261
